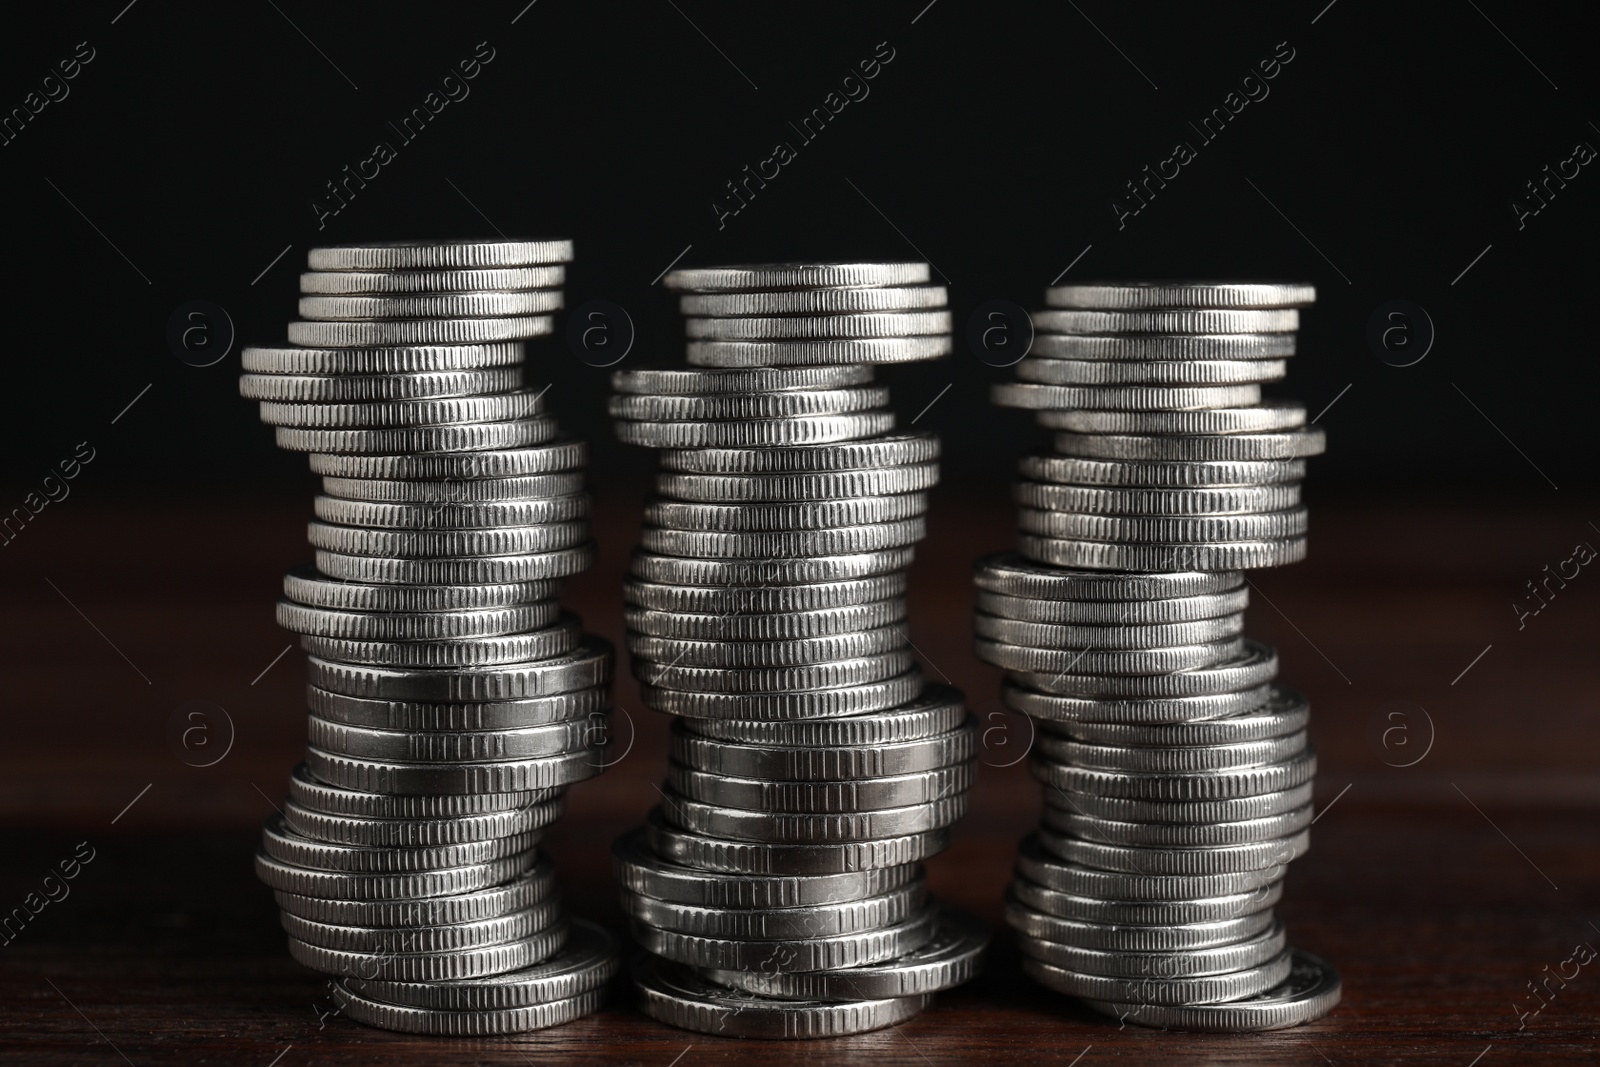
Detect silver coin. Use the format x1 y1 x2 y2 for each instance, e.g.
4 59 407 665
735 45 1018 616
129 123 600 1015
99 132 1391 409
306 716 595 763
1035 731 1307 774
612 365 874 395
298 290 562 320
285 763 548 820
303 637 612 701
1016 921 1287 979
640 518 925 559
658 465 940 503
275 857 556 927
1004 681 1273 724
686 335 953 366
975 613 1244 652
979 588 1248 625
1004 892 1272 951
668 764 973 814
306 519 587 558
1053 429 1327 462
261 814 536 872
1045 281 1316 310
612 828 920 908
306 744 603 795
1023 949 1293 1006
634 903 938 971
680 286 946 315
299 617 581 668
259 391 543 430
282 564 555 612
976 638 1245 675
1018 535 1308 571
287 315 554 347
611 386 888 422
1017 507 1308 543
1021 454 1306 488
289 923 566 982
239 367 524 402
253 848 531 900
994 382 1263 412
1043 782 1314 824
707 905 988 1000
973 551 1241 600
282 897 560 953
644 494 926 532
685 310 951 341
307 239 573 270
1011 876 1282 926
1083 948 1340 1032
659 791 967 843
629 625 905 668
619 880 926 940
1040 403 1307 435
624 573 907 614
661 432 939 473
308 684 607 732
277 599 558 641
641 670 925 721
645 807 948 875
1030 333 1296 360
1049 687 1307 744
1012 639 1277 699
240 341 523 375
1016 359 1286 386
664 262 930 292
330 980 604 1036
685 683 965 746
313 544 595 584
299 265 565 294
1031 750 1317 801
671 721 976 781
320 473 587 504
1014 482 1298 518
276 416 558 455
308 440 586 479
616 411 895 449
632 954 927 1038
1034 308 1299 334
625 600 907 641
1044 804 1315 847
1013 837 1282 901
1038 829 1310 876
283 796 564 846
312 494 588 531
635 650 916 694
343 917 618 1012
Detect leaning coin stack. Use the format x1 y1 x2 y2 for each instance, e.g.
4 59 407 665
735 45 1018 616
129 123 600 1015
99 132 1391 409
611 262 989 1038
241 238 621 1035
979 281 1341 1031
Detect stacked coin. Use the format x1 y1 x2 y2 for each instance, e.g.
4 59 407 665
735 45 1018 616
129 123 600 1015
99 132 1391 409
613 262 988 1038
242 238 621 1035
979 281 1341 1031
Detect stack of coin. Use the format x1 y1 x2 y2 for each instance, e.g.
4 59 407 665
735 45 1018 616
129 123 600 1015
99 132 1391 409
978 281 1341 1031
242 238 621 1035
612 262 989 1038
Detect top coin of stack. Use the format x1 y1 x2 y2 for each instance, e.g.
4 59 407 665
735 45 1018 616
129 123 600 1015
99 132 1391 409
242 238 624 1037
613 263 988 1040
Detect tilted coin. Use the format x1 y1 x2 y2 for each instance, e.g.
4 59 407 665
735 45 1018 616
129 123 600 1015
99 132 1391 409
299 264 564 294
1021 454 1306 488
277 599 557 641
306 744 603 795
1012 639 1277 699
625 600 907 641
1040 403 1307 435
320 473 587 504
644 493 926 532
285 763 547 820
330 981 603 1036
993 382 1263 412
1044 782 1314 825
1014 482 1299 518
616 411 895 449
685 310 951 341
1049 687 1308 744
253 848 532 900
288 315 553 347
610 386 888 421
282 898 560 953
1017 507 1308 543
1031 749 1317 801
1033 308 1299 334
284 796 563 846
1043 804 1314 847
1011 837 1281 900
1052 428 1327 462
305 519 587 558
297 289 562 320
1030 333 1296 360
975 638 1245 676
671 720 977 781
1037 828 1311 875
973 551 1242 600
634 903 938 971
624 573 907 614
707 906 988 1000
632 954 927 1038
1023 950 1292 1006
261 813 537 872
299 616 581 668
659 791 968 843
240 341 522 375
1083 948 1340 1032
640 670 926 722
629 547 915 588
612 365 874 394
1004 892 1272 951
640 518 925 559
306 716 597 763
1018 535 1308 572
274 857 555 927
685 683 965 746
314 543 595 584
686 335 954 366
308 440 586 479
304 635 603 700
282 564 555 612
680 286 946 315
979 588 1248 624
1045 281 1316 310
307 239 573 271
1003 681 1273 724
634 650 915 694
1035 731 1307 774
289 923 566 982
619 880 926 939
1010 876 1282 926
1016 922 1287 979
276 416 558 454
1016 359 1286 386
259 390 543 429
664 262 930 292
313 494 588 531
658 465 940 503
660 432 939 473
645 807 948 875
240 367 524 403
668 764 973 814
975 613 1244 651
628 625 905 668
308 684 608 732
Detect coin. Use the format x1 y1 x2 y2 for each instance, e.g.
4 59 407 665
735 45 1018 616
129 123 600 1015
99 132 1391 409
616 411 895 449
993 382 1263 412
671 721 976 780
657 465 940 502
258 390 543 429
1019 535 1308 571
1039 403 1307 435
1021 454 1306 488
240 367 524 402
664 262 931 291
1033 308 1299 334
298 290 562 320
329 982 604 1036
307 238 573 270
634 903 938 971
681 286 947 315
241 341 523 374
612 365 875 394
1051 429 1327 462
1016 358 1286 386
1030 333 1296 360
686 311 952 340
308 440 586 479
1014 482 1299 517
610 386 888 421
276 416 558 455
1044 282 1316 310
299 265 565 294
287 315 554 347
1082 948 1340 1031
686 335 953 366
619 880 927 939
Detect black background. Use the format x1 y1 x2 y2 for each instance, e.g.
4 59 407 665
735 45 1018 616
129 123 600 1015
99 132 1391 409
0 0 1594 496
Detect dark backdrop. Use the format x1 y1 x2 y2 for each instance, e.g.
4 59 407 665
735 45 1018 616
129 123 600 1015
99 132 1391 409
0 0 1593 494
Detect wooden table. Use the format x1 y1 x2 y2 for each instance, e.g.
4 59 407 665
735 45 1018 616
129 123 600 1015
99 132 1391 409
4 487 1598 1064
